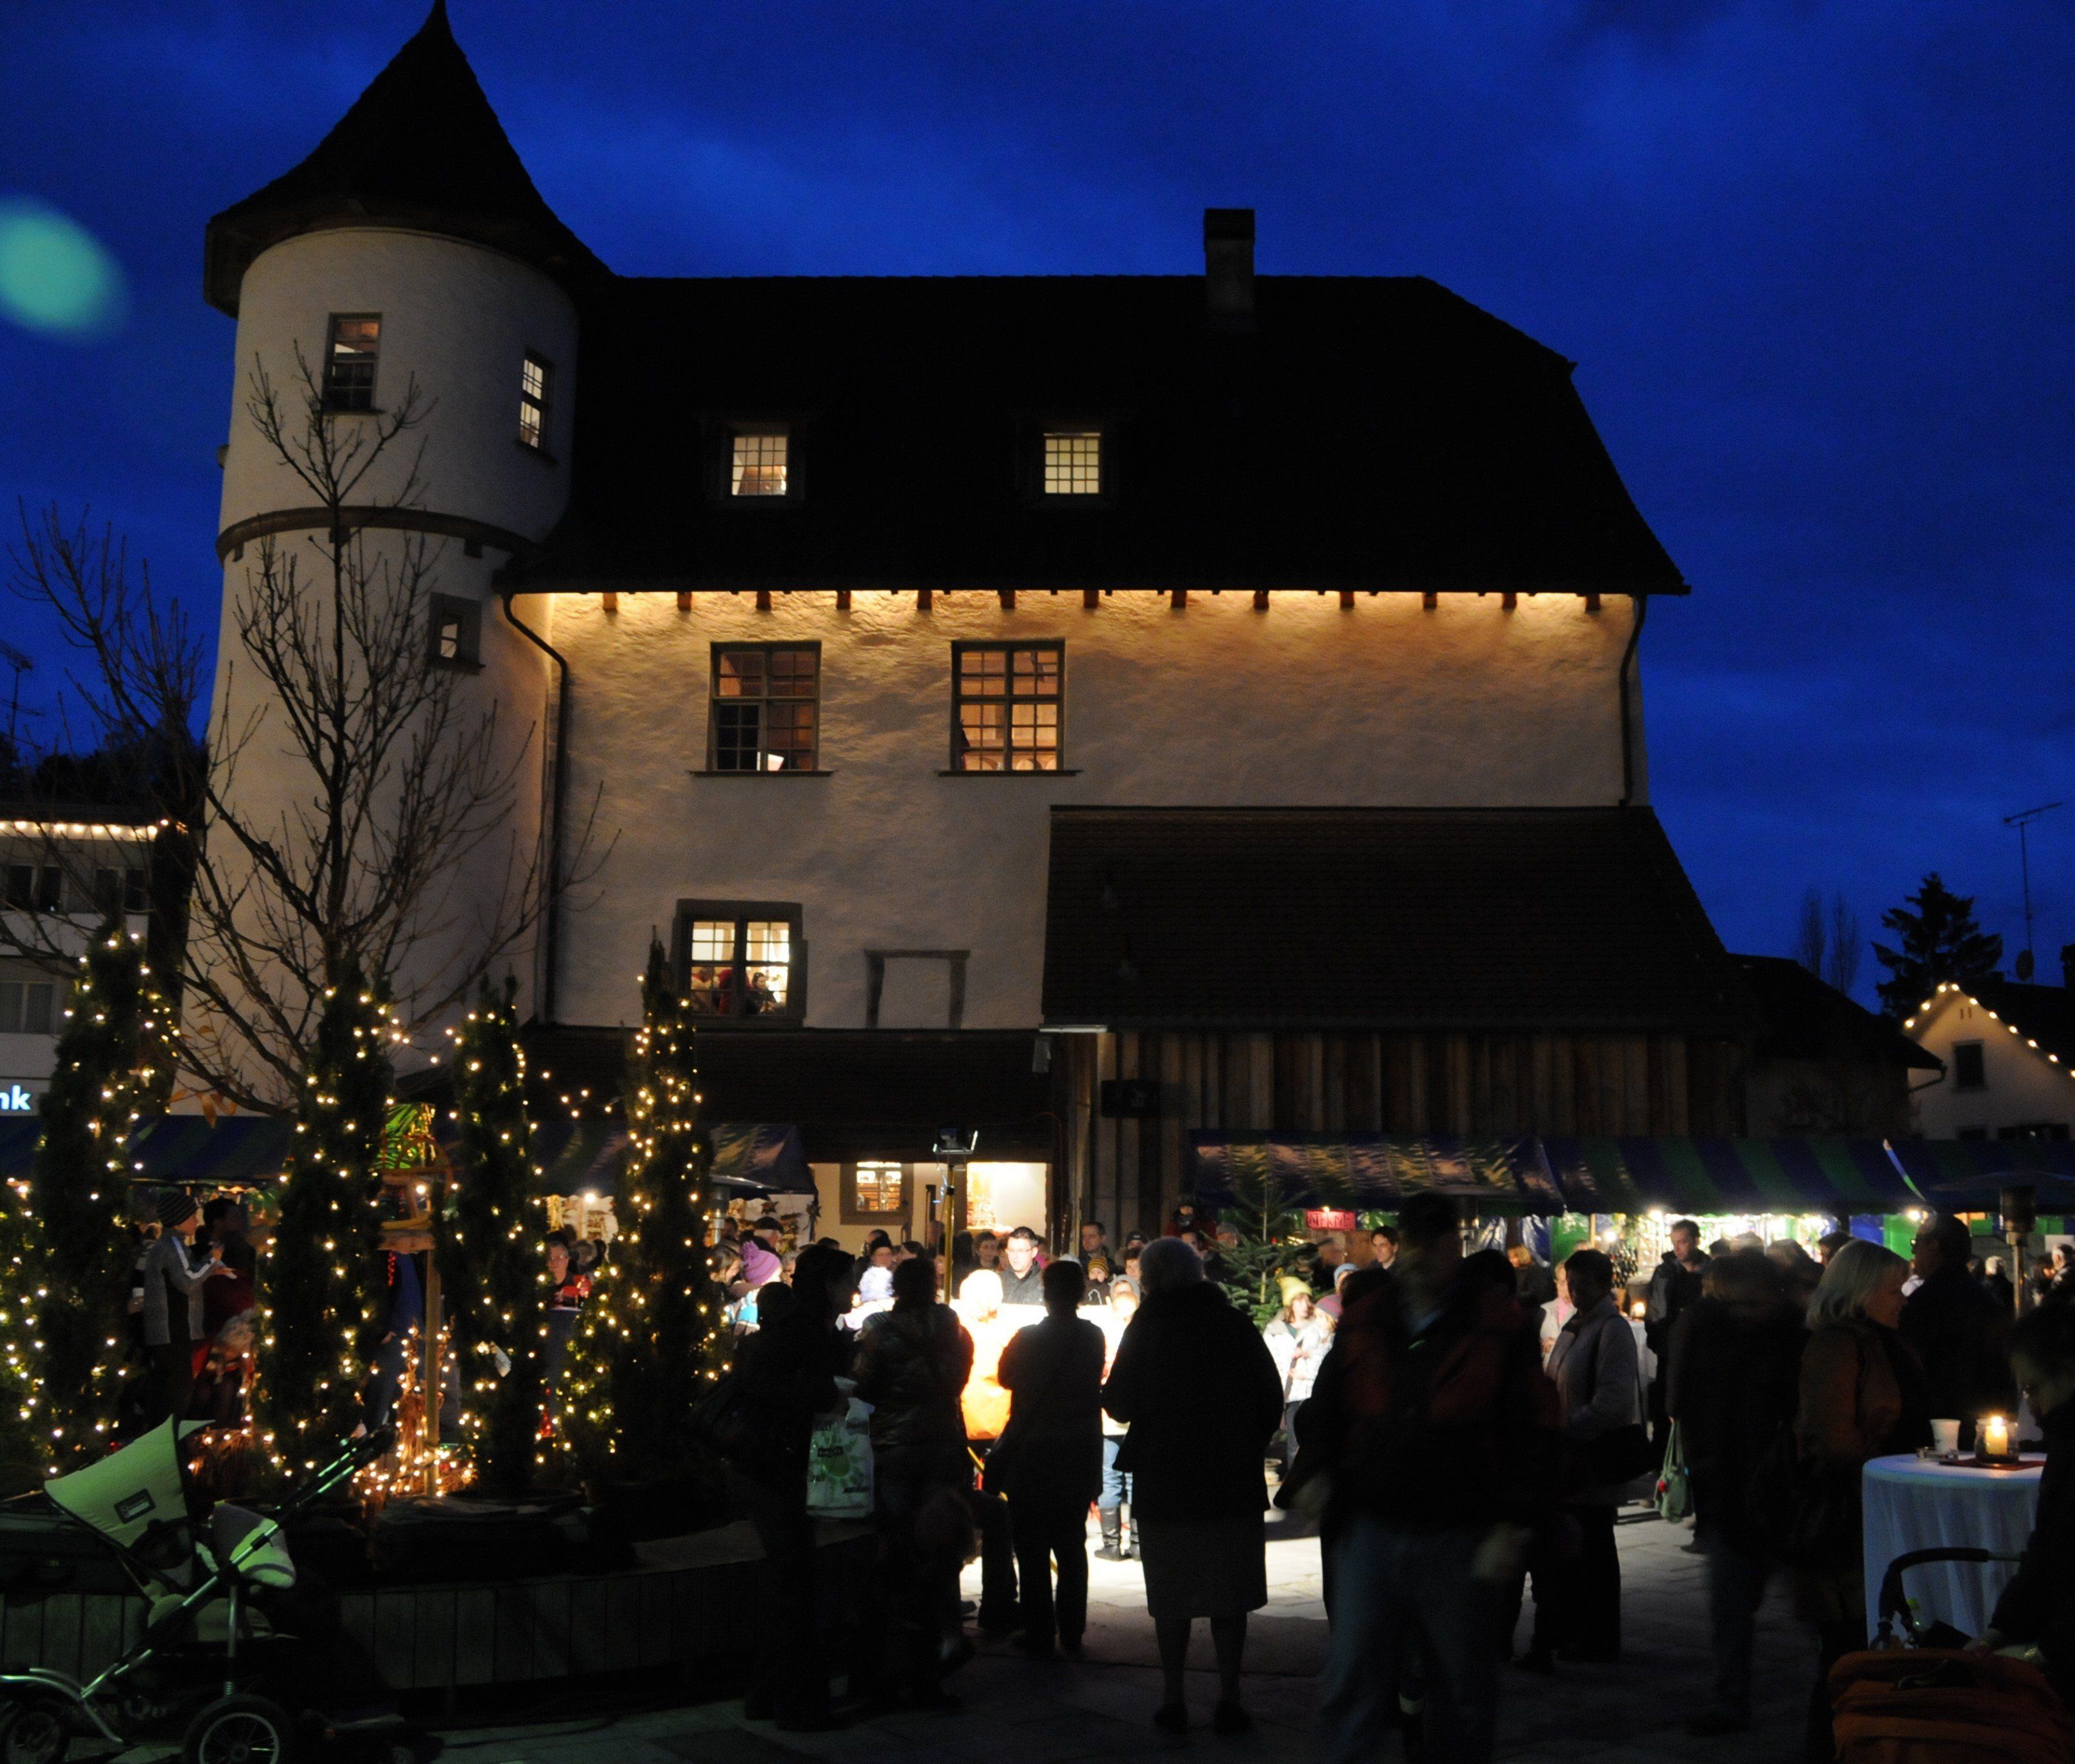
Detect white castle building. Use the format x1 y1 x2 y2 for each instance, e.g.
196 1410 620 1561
204 3 1779 1246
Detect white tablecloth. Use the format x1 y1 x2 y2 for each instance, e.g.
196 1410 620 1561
1860 1453 2043 1641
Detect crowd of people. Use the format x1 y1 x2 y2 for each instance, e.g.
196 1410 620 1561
702 1198 2075 1764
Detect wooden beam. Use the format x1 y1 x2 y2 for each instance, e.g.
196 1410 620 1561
676 590 691 613
1253 589 1270 612
1083 587 1100 610
1421 591 1438 611
836 588 852 611
1170 588 1187 610
1339 590 1355 610
601 591 618 614
918 587 934 612
755 590 772 613
1584 591 1602 614
999 589 1016 611
1502 591 1517 612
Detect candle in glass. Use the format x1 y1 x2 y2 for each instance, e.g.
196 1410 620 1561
1982 1414 2011 1459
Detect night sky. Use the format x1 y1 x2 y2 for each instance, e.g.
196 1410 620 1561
1 1 2069 997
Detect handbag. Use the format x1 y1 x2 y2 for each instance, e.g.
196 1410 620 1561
1654 1420 1692 1523
1579 1321 1655 1486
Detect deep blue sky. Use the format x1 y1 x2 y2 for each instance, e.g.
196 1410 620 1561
2 0 2070 997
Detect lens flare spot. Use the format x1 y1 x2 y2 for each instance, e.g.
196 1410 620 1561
0 199 124 339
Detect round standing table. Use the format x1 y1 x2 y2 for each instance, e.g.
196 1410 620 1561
1860 1453 2043 1642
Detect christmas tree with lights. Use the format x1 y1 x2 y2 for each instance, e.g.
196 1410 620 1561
256 962 393 1470
436 977 541 1496
563 938 720 1483
23 919 171 1472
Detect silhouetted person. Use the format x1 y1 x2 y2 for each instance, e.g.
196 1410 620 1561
1901 1212 2016 1450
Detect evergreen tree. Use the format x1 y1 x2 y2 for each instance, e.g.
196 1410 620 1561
437 977 541 1496
24 920 170 1472
1873 872 2005 1018
257 962 393 1471
563 938 718 1482
1216 1154 1310 1324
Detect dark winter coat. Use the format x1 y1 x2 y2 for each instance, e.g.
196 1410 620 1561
1900 1265 2018 1444
731 1290 846 1496
852 1302 974 1484
1644 1252 1707 1361
1102 1280 1282 1521
995 1311 1105 1505
1992 1399 2075 1703
1667 1292 1805 1548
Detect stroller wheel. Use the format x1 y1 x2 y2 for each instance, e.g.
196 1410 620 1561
0 1700 69 1764
183 1694 292 1764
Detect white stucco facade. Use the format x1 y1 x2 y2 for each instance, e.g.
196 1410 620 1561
1908 985 2075 1139
530 586 1646 1031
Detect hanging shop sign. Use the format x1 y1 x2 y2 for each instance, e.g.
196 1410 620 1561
1303 1208 1358 1231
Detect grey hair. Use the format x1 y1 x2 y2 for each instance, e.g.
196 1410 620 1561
1138 1235 1205 1296
1807 1238 1908 1331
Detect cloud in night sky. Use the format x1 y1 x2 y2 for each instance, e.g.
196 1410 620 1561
0 0 2069 991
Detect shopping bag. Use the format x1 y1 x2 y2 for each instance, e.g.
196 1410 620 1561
805 1397 875 1520
1654 1420 1692 1523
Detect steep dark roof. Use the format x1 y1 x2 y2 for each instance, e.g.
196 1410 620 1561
1735 955 1941 1071
204 1 602 314
1963 978 2075 1068
1041 806 1750 1032
519 1026 1053 1163
514 272 1688 597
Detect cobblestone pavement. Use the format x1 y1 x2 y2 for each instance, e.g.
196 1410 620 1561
388 1507 1808 1764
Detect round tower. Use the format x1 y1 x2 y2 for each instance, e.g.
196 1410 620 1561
200 1 600 1097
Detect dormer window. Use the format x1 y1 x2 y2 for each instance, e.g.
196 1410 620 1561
731 429 789 497
517 351 551 451
1043 429 1102 495
322 315 381 412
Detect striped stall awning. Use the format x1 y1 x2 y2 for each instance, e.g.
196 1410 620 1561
528 1119 811 1198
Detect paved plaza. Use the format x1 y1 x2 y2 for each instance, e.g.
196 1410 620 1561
364 1508 1808 1764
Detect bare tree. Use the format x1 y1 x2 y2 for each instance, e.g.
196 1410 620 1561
1796 886 1827 979
7 352 599 1109
1826 894 1862 998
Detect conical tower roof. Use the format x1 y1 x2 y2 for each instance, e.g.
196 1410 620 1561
204 1 604 314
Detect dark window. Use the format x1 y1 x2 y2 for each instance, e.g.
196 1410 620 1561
1998 1123 2071 1140
842 1162 906 1224
730 429 788 497
952 641 1062 772
1953 1041 1987 1090
93 867 148 916
4 866 60 913
710 645 818 772
322 315 381 412
0 981 56 1036
1958 1126 1989 1141
676 900 805 1020
429 595 480 669
518 352 551 451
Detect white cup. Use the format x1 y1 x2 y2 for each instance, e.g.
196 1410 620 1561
1930 1418 1962 1457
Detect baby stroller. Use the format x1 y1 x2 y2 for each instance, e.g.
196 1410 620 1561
0 1417 401 1764
1827 1547 2075 1763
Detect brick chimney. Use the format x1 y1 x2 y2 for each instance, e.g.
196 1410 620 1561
1204 208 1255 330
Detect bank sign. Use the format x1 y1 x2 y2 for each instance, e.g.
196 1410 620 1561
0 1083 43 1115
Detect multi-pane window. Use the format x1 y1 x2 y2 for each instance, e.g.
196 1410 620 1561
678 903 801 1019
711 644 818 772
846 1162 905 1222
322 315 381 412
731 429 789 497
93 867 148 916
3 866 60 913
517 352 551 451
953 642 1063 772
1043 430 1102 495
0 981 56 1036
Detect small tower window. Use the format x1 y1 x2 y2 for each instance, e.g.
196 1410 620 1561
731 429 789 497
322 315 381 412
429 595 481 669
1043 430 1102 495
518 351 551 451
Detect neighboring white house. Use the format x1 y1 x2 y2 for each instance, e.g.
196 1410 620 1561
1906 979 2075 1142
0 807 160 1113
200 5 1763 1245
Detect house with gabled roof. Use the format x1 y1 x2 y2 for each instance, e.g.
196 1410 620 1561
1906 976 2075 1142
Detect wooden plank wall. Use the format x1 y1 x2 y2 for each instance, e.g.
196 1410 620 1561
1065 1030 1749 1237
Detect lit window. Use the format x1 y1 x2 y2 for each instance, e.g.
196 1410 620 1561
322 315 381 412
518 351 551 451
1953 1042 1986 1090
429 595 479 668
0 981 55 1036
711 644 818 771
953 642 1062 772
677 901 804 1020
850 1162 905 1219
731 430 789 497
1043 430 1102 495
